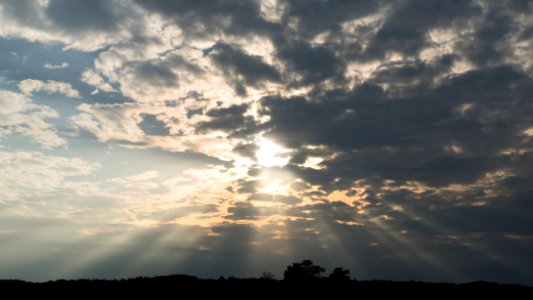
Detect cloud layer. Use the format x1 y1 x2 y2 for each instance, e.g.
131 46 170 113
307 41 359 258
1 0 533 283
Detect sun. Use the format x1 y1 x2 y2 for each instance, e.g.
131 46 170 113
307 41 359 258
256 136 291 167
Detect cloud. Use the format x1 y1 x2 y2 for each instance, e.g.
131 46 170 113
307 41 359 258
2 0 533 283
126 170 159 181
81 69 116 93
138 62 182 88
196 104 259 137
0 0 135 51
210 42 281 94
70 102 146 144
18 79 81 98
134 0 276 38
43 62 69 69
69 102 242 161
0 89 65 148
94 46 234 103
106 170 161 190
226 202 262 221
0 149 99 202
283 0 380 38
366 0 482 58
260 64 533 187
276 41 344 85
45 0 119 32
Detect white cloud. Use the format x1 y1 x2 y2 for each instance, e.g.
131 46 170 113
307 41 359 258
94 45 237 104
259 0 287 23
69 101 240 161
43 62 69 69
70 102 146 143
0 89 65 148
0 149 99 201
18 79 81 98
81 69 116 93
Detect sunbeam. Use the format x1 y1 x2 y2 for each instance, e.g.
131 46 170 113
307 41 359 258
1 0 532 285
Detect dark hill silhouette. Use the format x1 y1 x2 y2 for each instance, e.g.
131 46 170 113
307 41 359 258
1 260 531 296
1 277 530 297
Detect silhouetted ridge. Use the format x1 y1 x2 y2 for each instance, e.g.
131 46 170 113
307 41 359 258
1 261 531 295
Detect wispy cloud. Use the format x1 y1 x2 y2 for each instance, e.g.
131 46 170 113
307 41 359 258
43 62 69 69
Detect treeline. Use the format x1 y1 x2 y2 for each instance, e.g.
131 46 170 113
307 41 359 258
0 260 531 295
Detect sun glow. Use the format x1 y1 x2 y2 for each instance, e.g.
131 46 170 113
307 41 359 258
258 179 291 195
256 136 291 167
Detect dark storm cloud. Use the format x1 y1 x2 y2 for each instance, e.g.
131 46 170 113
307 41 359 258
285 201 362 222
197 104 250 132
0 0 44 27
209 42 281 95
366 0 481 58
0 0 123 34
132 62 179 88
261 64 533 187
134 0 277 37
126 54 202 90
232 143 258 160
197 104 266 139
370 55 455 89
225 202 262 220
210 43 281 86
225 200 286 221
277 41 345 85
283 0 380 38
46 0 119 32
457 1 533 67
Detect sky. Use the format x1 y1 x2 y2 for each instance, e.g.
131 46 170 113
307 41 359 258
1 0 533 284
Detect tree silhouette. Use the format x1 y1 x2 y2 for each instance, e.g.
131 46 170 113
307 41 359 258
328 267 350 281
283 260 325 281
260 271 275 280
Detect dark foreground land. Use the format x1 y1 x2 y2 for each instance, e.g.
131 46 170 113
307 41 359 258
1 275 531 296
